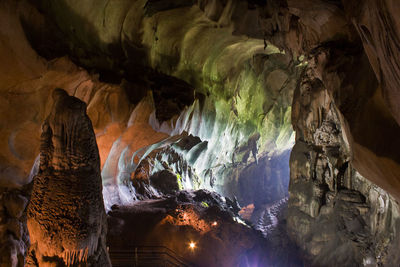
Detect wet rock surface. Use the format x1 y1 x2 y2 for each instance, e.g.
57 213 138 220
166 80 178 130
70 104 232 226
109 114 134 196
26 89 110 266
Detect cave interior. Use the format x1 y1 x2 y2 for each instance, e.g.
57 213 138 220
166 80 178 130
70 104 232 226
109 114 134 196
1 0 400 266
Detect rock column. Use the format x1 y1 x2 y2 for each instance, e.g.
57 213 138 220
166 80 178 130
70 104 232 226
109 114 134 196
26 89 110 266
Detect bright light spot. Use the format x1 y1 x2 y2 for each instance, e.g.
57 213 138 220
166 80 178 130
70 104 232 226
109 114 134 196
189 242 196 249
234 216 248 226
212 221 218 226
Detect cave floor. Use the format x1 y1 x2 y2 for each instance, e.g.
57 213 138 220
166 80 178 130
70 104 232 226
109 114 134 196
106 190 304 267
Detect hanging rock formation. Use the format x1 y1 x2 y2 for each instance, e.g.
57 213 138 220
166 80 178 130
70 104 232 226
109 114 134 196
26 89 110 266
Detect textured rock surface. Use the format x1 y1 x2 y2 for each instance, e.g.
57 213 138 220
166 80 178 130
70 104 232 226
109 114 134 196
107 189 303 267
0 188 29 267
340 0 400 201
288 49 400 266
28 0 298 177
114 131 291 216
25 0 400 200
344 0 400 126
26 89 110 266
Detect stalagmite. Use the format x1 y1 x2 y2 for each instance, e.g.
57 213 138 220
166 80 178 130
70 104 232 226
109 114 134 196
26 88 110 266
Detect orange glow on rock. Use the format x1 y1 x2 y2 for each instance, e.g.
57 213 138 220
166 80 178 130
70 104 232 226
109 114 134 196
239 203 255 221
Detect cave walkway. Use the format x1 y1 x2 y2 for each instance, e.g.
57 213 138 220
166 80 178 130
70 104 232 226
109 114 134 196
109 245 193 267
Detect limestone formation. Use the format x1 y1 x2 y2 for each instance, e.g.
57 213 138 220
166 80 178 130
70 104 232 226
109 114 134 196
0 188 29 267
288 48 400 266
344 0 400 125
26 89 110 266
1 0 400 266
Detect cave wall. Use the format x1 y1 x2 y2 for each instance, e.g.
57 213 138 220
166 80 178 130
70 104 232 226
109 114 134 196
273 1 400 265
0 0 136 188
0 188 29 266
26 0 400 203
288 47 400 266
0 2 299 264
341 0 400 201
257 0 400 202
25 0 303 209
344 0 400 126
0 2 135 265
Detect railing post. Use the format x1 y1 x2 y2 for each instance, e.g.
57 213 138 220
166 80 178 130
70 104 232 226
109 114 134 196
135 247 138 266
109 245 191 266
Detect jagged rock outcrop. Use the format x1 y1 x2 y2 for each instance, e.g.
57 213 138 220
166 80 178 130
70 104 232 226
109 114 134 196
130 143 201 200
26 89 110 266
288 48 400 266
0 188 29 267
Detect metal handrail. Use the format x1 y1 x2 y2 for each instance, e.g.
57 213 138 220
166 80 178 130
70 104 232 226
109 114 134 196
109 245 192 267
